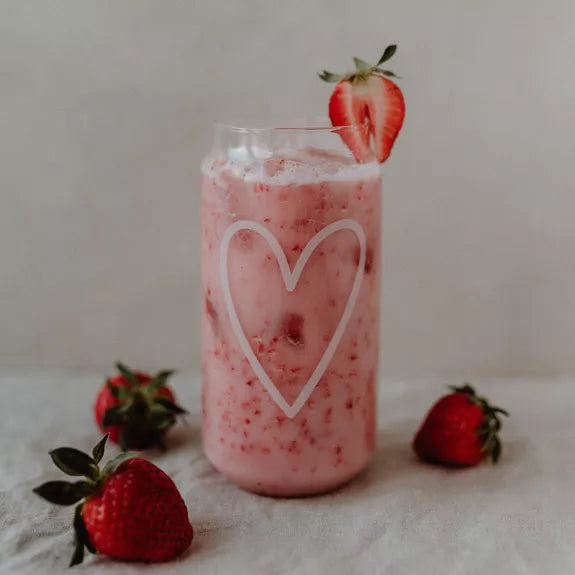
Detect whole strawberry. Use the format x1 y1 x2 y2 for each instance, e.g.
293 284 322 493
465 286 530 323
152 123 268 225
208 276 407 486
33 434 193 566
94 362 186 450
413 384 509 467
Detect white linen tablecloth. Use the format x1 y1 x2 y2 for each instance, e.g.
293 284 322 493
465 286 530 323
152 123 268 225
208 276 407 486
1 371 574 574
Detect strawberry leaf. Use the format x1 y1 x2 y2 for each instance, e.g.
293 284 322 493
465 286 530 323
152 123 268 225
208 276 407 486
70 539 85 567
106 380 119 398
50 448 98 480
147 370 176 394
318 70 342 83
377 44 397 65
476 424 491 437
107 381 129 401
33 481 91 506
91 434 109 465
119 427 133 452
156 369 175 385
154 416 176 432
155 398 187 415
102 405 128 428
115 362 139 387
353 57 371 71
449 383 476 396
379 70 401 79
74 504 96 554
491 436 502 463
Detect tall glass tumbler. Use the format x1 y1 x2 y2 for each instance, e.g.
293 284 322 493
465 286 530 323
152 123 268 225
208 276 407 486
201 124 381 496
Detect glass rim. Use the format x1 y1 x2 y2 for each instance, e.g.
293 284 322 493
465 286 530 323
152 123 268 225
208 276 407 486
213 120 364 135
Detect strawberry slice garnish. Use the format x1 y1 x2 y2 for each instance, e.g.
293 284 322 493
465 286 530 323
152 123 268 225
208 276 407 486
327 81 373 163
319 45 405 163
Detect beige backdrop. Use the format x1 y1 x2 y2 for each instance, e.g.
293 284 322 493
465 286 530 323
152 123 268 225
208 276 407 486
1 0 574 376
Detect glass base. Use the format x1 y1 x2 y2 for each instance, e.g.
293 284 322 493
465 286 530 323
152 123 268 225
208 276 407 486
205 449 372 498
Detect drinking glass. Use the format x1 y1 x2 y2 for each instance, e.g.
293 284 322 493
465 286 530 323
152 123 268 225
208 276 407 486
201 123 381 496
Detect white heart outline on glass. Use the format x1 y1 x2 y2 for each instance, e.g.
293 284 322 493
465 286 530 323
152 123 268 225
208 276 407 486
220 218 366 419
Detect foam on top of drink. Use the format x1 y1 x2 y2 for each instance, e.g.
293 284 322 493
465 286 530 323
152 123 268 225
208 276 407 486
202 146 380 186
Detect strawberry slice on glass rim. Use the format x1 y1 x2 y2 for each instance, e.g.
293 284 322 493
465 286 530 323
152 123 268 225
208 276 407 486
319 44 405 163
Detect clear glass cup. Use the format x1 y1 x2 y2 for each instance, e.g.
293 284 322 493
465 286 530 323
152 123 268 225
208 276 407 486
201 123 382 496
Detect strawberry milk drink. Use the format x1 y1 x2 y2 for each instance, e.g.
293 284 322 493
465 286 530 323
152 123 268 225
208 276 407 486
201 46 405 496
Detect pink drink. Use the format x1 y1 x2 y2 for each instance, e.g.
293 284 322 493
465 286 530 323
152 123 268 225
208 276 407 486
201 126 381 496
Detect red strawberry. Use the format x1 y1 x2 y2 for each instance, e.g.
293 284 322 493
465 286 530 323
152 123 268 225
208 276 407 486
413 384 509 467
94 362 187 451
319 44 405 163
33 434 193 566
